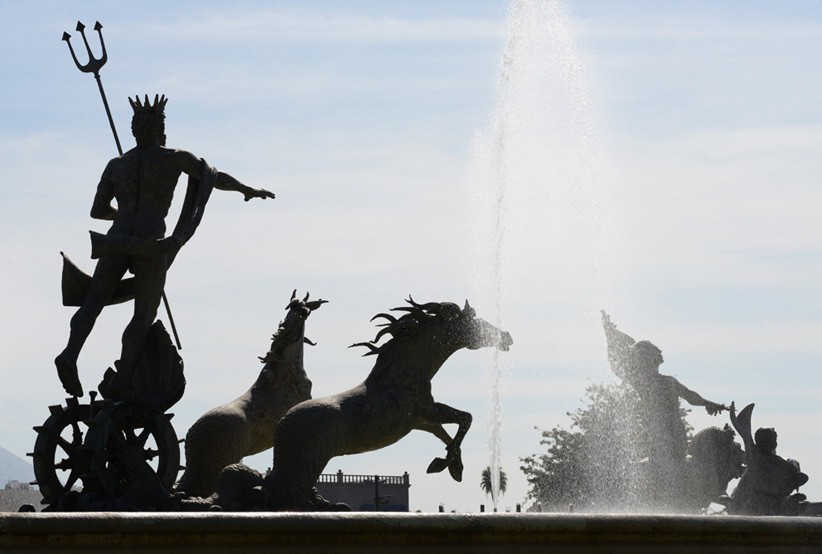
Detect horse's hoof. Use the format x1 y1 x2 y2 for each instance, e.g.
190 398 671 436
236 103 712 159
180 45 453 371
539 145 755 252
448 459 464 482
427 457 448 474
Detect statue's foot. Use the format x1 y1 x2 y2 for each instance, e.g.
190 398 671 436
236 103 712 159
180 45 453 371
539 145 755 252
426 457 448 474
55 353 84 397
447 456 464 482
427 448 465 481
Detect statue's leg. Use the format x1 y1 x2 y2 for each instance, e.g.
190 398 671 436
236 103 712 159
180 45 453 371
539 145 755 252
117 254 167 384
265 406 339 510
413 420 452 446
429 402 472 450
416 403 472 481
56 255 129 396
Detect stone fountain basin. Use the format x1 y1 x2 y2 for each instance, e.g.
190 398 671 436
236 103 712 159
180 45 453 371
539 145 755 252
2 512 822 553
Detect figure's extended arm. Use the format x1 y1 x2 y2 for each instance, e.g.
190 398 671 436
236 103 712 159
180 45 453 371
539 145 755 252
176 150 275 201
670 376 726 415
213 171 275 201
90 161 117 220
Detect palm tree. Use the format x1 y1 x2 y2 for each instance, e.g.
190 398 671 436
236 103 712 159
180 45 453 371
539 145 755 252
480 466 508 504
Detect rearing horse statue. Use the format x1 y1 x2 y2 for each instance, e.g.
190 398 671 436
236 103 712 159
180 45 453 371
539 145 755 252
175 290 326 497
263 297 513 510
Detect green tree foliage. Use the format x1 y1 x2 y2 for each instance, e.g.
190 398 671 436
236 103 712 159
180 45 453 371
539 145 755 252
480 466 508 503
520 381 691 512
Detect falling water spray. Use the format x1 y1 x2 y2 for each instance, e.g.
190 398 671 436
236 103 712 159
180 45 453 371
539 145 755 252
467 0 614 510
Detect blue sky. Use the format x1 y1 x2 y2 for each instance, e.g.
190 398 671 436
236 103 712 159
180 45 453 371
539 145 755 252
1 1 821 512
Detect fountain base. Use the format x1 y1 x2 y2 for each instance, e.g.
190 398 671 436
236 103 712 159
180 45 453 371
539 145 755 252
2 512 821 553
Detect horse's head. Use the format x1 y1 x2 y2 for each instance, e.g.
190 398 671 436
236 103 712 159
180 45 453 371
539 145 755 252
391 298 512 351
688 424 745 482
451 300 513 352
387 298 513 352
259 290 327 364
354 298 512 362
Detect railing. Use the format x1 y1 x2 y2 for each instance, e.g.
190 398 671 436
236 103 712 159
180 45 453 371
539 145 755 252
317 471 410 486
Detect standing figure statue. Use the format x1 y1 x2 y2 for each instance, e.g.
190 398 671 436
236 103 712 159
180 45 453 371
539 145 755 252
55 94 274 398
601 311 727 501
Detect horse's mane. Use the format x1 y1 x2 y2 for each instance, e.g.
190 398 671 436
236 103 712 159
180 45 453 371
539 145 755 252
257 293 323 365
258 322 290 365
350 297 462 357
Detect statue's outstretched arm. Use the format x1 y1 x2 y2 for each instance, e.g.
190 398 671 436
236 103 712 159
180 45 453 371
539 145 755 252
213 171 275 201
176 149 275 201
672 376 726 415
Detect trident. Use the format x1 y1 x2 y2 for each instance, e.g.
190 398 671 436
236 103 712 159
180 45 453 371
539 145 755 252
62 20 183 350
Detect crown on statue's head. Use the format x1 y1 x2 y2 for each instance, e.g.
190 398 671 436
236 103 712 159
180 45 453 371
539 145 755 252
129 94 167 115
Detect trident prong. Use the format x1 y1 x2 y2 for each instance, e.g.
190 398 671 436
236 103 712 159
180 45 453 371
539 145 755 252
63 21 108 77
62 20 122 155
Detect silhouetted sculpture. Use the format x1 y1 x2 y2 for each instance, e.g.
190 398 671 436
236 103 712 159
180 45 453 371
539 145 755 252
55 94 274 398
680 425 744 512
126 298 511 512
175 291 325 498
34 292 322 511
729 403 809 515
601 311 728 507
257 298 513 510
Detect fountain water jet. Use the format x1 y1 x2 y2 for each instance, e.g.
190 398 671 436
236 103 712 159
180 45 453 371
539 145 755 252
465 0 622 510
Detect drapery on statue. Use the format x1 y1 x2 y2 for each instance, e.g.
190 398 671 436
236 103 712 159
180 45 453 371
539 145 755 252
54 94 275 398
729 403 809 515
600 311 727 489
254 298 513 510
175 291 326 498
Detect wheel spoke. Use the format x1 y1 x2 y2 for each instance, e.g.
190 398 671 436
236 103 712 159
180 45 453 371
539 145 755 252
64 469 80 491
124 427 138 444
143 448 159 461
32 403 100 507
57 436 74 455
136 428 152 448
55 458 73 471
71 421 83 445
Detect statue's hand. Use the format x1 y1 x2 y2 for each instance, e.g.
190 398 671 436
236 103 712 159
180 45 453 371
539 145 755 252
705 402 727 416
244 187 276 201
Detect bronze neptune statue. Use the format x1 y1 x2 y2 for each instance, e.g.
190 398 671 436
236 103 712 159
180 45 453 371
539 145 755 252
55 94 274 399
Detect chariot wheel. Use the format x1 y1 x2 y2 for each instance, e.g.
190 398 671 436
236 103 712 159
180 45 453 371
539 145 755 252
30 397 95 506
85 401 180 497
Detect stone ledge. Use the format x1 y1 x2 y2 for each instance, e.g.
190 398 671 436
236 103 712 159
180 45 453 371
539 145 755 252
1 512 821 553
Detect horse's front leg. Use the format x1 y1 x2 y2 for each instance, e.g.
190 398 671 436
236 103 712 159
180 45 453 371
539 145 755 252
415 402 472 482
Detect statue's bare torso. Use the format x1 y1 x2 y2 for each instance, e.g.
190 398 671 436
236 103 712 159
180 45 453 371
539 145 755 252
95 146 201 240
